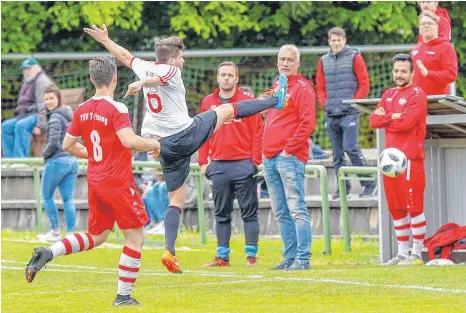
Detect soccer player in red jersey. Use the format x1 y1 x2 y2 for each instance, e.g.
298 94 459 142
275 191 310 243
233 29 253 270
25 56 161 306
370 54 428 265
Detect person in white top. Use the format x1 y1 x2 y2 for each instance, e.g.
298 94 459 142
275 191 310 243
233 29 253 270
85 24 289 273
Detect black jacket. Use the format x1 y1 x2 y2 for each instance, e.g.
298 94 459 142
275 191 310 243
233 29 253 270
43 106 75 161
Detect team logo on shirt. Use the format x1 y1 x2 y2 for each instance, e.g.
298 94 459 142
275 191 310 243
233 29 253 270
412 50 419 56
386 98 392 102
399 97 407 105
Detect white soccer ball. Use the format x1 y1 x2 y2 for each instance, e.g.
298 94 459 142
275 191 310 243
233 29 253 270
379 147 407 178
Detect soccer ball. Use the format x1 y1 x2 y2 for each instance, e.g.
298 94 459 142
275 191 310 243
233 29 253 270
379 148 407 178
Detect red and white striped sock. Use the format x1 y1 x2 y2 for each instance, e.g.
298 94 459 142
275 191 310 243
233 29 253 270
49 232 95 258
410 212 427 256
392 212 411 257
117 246 141 296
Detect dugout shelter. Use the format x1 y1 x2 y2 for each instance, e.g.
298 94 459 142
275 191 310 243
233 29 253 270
344 95 466 262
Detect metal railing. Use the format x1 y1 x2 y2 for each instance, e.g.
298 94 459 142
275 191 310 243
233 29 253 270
2 158 331 254
338 166 378 253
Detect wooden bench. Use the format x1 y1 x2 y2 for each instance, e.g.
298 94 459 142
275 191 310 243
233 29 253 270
31 88 85 157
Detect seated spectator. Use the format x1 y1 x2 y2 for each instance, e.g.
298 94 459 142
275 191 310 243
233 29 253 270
133 151 168 235
2 57 53 158
38 86 78 242
411 11 457 95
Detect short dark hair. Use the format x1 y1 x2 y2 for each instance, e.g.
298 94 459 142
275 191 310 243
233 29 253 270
392 54 414 72
217 61 239 76
155 36 184 62
328 27 346 39
44 85 62 108
89 56 117 87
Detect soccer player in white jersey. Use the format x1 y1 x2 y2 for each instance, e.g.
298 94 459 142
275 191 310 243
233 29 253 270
85 25 288 273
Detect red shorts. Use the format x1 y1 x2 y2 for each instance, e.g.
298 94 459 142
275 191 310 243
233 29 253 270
87 185 149 235
383 159 425 213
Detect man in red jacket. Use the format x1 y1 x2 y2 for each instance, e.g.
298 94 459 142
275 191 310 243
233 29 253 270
263 45 316 270
370 54 428 265
418 1 451 42
198 62 263 267
411 11 458 95
316 27 377 199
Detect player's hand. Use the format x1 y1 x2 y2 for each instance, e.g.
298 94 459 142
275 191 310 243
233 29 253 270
200 164 209 175
373 107 386 115
83 24 109 43
392 113 402 119
124 81 145 98
32 126 41 135
416 60 428 77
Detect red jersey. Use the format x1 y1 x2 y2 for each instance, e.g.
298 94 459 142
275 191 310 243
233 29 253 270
263 74 316 163
370 85 427 160
67 96 134 191
410 38 457 95
198 87 262 165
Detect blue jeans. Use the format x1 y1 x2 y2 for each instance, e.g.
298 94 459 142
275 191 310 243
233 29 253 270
1 115 37 157
41 157 79 232
143 181 169 223
263 155 312 262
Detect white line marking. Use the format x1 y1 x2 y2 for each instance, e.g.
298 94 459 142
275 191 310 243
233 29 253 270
3 260 465 295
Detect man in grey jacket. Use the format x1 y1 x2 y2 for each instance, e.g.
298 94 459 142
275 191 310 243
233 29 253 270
2 57 53 158
316 27 377 199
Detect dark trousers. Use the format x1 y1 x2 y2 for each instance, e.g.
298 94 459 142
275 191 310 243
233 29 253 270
326 114 374 188
211 174 259 247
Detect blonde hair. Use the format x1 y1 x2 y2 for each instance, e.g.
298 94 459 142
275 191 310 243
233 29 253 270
154 36 184 62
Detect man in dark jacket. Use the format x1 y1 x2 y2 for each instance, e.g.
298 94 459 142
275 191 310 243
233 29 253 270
2 57 53 158
316 27 377 199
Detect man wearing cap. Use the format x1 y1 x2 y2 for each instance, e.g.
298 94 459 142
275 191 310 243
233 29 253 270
2 57 53 158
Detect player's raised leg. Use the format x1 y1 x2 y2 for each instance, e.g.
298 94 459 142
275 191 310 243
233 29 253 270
211 73 288 132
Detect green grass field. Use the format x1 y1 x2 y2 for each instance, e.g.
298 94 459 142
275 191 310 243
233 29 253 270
2 230 465 313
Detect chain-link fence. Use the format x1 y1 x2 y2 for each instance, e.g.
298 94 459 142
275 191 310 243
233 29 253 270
1 48 403 149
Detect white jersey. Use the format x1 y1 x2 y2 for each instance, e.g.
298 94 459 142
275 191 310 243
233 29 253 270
130 57 193 138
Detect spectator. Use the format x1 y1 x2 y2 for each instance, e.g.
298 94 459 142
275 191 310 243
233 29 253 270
133 151 168 235
2 57 53 158
316 27 377 199
38 86 78 242
411 11 458 95
263 45 315 271
199 62 262 267
418 1 451 42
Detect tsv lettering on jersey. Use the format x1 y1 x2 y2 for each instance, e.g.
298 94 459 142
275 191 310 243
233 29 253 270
80 112 108 126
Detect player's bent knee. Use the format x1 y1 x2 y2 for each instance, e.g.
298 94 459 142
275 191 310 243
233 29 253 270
91 229 112 247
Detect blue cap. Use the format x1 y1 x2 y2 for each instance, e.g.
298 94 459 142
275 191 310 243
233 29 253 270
20 57 39 69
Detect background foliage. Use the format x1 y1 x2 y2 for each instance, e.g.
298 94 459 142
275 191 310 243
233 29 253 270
2 1 464 148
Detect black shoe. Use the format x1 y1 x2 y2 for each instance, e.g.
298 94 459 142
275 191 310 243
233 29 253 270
270 259 294 270
359 183 378 198
113 294 141 306
332 186 351 200
25 247 53 283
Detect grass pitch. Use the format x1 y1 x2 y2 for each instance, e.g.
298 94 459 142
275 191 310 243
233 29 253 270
2 230 465 313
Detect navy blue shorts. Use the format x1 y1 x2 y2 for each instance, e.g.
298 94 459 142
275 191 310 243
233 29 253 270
159 110 217 192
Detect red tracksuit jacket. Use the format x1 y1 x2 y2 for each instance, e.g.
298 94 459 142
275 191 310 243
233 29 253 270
198 87 263 165
263 74 316 163
410 38 458 95
369 84 427 160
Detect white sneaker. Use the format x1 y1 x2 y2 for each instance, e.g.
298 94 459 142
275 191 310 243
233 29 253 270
38 230 62 243
398 253 424 265
144 222 163 235
153 222 165 236
385 254 408 265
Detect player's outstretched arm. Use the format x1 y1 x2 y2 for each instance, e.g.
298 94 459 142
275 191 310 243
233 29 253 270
63 135 88 159
84 24 133 68
123 77 164 98
117 128 160 156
